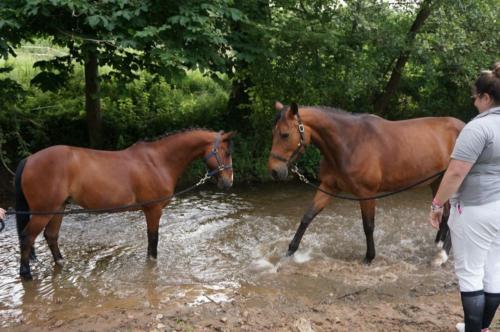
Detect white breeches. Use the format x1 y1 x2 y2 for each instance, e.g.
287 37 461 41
449 200 500 293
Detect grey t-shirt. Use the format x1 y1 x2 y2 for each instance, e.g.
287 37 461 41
451 106 500 205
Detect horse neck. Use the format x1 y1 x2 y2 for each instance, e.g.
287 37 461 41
153 130 213 179
301 108 358 169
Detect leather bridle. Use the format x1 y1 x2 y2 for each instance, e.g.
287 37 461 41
203 131 233 176
270 112 307 166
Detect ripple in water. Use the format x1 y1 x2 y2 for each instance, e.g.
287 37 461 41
0 184 451 327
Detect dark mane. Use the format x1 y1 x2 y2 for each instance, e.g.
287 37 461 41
142 127 213 143
274 105 362 125
309 105 362 116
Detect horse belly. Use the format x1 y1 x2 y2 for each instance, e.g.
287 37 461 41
70 167 135 209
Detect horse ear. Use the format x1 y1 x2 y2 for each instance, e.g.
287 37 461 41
286 102 299 119
275 101 284 111
222 131 237 141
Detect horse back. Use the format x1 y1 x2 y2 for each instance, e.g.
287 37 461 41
337 116 465 193
21 145 168 210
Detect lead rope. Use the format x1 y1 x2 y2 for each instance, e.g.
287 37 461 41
0 170 218 232
290 165 445 201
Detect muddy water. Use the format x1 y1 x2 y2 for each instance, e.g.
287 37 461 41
0 183 455 328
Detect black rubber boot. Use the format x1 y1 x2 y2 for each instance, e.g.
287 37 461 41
482 292 500 330
461 290 485 332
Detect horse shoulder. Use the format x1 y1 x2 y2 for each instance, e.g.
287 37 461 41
126 147 176 198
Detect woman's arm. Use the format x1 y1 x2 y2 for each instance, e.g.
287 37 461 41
429 159 473 228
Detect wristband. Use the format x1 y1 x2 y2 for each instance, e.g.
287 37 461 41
431 198 443 212
432 198 442 208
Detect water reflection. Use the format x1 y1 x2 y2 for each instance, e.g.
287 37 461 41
0 183 452 327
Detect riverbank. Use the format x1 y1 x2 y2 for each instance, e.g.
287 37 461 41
2 185 499 332
4 258 490 332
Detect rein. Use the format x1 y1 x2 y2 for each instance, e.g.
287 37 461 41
0 133 231 231
291 165 445 201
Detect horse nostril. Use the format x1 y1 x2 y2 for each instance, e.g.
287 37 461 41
271 169 279 179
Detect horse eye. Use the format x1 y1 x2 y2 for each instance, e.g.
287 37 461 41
280 133 289 139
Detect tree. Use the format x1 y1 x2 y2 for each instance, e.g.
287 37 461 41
226 0 271 132
373 0 439 115
0 0 243 147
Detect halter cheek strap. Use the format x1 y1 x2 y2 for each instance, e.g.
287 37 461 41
270 112 307 165
203 131 233 176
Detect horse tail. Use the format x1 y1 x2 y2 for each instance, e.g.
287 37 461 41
15 158 30 239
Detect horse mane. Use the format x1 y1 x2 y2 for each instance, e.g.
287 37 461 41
141 127 213 143
274 105 362 125
309 105 359 116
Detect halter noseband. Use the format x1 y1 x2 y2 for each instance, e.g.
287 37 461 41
270 111 307 165
203 131 233 176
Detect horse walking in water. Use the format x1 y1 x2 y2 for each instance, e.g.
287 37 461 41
268 102 464 265
15 129 235 280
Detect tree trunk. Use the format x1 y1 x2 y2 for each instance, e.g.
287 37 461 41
84 45 102 148
227 0 270 132
373 0 436 115
227 74 252 132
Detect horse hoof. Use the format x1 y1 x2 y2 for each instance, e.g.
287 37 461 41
363 257 374 265
285 250 295 257
20 268 32 280
55 259 65 266
431 250 448 267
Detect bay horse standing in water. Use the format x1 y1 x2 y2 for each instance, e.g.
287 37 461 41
15 129 235 280
268 102 464 265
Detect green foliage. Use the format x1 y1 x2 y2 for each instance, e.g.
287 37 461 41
241 0 498 122
1 0 499 184
0 0 245 83
0 65 233 181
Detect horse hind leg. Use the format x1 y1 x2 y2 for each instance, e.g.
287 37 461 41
44 213 65 266
435 202 450 249
432 203 451 267
360 200 376 264
19 215 52 280
430 179 451 266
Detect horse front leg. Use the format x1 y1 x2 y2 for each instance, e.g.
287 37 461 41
286 188 332 256
143 206 163 259
360 199 376 264
44 214 65 266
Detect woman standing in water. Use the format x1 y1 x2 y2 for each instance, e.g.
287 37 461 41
430 62 500 332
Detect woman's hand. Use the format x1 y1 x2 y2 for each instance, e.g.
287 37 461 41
429 206 444 229
0 208 5 220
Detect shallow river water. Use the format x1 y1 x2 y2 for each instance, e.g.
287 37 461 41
0 182 454 328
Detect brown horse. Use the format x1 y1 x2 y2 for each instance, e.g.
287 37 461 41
268 102 464 265
15 129 235 280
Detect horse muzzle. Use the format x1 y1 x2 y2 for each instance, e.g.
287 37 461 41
218 176 233 190
270 164 288 181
